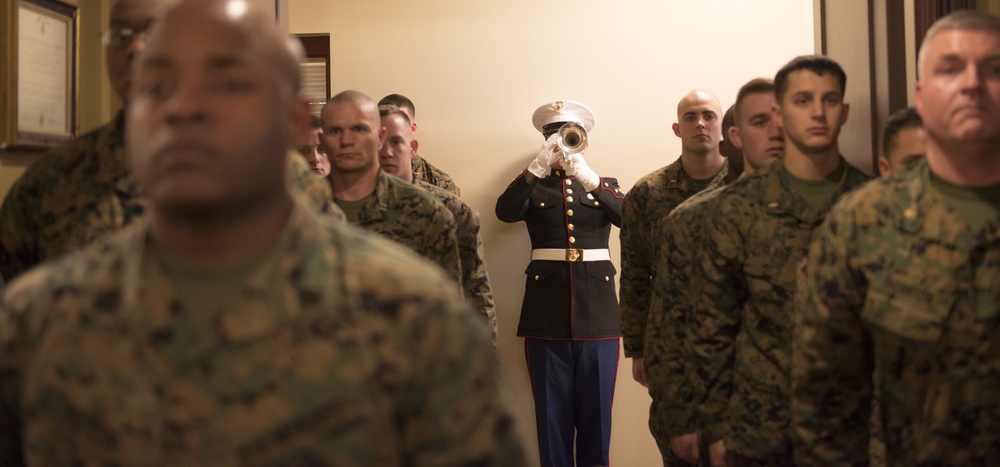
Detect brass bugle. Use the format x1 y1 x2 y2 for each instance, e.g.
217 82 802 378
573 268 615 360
556 122 587 155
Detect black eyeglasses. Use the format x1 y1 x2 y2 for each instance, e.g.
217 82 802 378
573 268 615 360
100 26 147 48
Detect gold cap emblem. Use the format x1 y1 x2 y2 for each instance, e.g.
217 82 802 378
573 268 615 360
554 101 564 111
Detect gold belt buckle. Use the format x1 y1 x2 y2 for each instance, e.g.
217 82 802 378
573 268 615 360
566 248 583 262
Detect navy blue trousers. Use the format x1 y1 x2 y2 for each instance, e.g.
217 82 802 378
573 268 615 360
525 338 619 467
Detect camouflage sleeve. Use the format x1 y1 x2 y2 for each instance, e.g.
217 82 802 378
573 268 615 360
458 209 496 349
646 213 699 436
495 171 534 223
792 205 872 466
424 208 463 288
688 198 747 443
0 176 41 283
619 185 651 358
398 297 521 465
0 280 34 465
348 233 522 465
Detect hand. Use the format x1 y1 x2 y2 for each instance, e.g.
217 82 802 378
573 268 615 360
631 358 648 387
561 153 600 192
670 433 700 464
527 134 561 178
709 439 733 467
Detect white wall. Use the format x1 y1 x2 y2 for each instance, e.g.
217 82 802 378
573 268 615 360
288 1 815 464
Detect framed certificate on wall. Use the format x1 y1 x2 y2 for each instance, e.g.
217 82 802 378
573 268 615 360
1 0 78 149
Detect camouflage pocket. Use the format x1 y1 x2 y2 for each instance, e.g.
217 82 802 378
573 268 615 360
862 281 952 344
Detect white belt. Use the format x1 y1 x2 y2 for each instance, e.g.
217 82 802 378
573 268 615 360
531 248 611 262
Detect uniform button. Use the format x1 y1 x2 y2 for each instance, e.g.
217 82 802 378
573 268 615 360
539 202 545 207
566 188 574 194
604 276 610 281
535 275 540 280
567 209 574 216
565 179 572 185
604 182 609 187
566 196 574 202
569 236 576 243
568 224 575 231
594 201 600 206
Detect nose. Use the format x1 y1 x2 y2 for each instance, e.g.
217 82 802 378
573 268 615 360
960 64 986 92
768 119 784 140
339 130 355 147
165 79 206 126
809 98 826 120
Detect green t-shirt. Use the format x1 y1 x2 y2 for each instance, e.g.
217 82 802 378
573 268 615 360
152 243 277 362
930 170 1000 233
335 193 374 224
782 162 846 212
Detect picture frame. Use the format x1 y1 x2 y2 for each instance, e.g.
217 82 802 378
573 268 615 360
1 0 79 149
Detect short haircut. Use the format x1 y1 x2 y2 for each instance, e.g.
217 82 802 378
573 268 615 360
378 104 411 125
733 78 775 123
917 10 1000 78
881 107 923 157
774 55 847 101
378 94 416 118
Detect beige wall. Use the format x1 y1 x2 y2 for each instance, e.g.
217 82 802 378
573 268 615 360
0 0 817 463
289 0 815 464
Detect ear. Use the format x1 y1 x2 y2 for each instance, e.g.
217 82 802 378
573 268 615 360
411 121 419 134
409 139 419 160
377 126 387 151
288 97 312 151
672 123 681 137
730 126 745 150
840 102 851 125
915 80 924 116
771 102 783 128
877 156 890 178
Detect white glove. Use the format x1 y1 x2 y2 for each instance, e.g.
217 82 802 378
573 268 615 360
527 134 561 178
561 153 600 192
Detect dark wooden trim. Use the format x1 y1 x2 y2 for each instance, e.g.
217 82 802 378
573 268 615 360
820 0 828 55
868 0 880 173
885 0 907 114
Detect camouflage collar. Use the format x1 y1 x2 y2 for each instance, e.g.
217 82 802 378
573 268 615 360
760 156 862 223
661 157 729 193
365 170 394 221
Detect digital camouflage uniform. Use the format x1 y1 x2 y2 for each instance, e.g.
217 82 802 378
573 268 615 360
688 157 870 462
412 154 460 197
418 180 496 348
645 184 728 466
619 158 728 359
793 161 1000 466
0 201 524 466
0 111 340 282
348 171 461 285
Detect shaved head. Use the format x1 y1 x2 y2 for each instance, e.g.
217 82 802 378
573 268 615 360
676 89 723 121
139 0 303 98
327 90 379 121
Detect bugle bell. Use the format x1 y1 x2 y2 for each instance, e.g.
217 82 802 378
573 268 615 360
556 122 588 155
